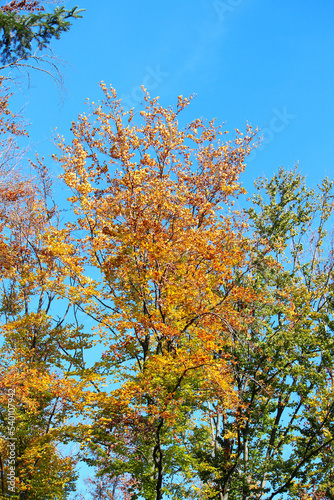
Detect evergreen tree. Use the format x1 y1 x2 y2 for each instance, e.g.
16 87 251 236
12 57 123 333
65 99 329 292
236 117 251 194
0 2 83 65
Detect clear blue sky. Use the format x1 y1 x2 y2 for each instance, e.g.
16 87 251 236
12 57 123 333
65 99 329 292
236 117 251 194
9 0 334 196
4 0 334 495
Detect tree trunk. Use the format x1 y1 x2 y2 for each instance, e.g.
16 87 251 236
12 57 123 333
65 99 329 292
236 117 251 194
153 418 164 500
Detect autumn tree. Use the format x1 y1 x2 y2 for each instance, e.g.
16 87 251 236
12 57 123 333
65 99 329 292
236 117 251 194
0 86 90 496
0 158 92 498
0 78 27 185
190 168 334 499
0 1 92 489
52 83 258 499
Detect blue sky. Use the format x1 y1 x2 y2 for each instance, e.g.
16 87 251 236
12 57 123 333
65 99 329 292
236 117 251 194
8 0 334 196
3 0 333 495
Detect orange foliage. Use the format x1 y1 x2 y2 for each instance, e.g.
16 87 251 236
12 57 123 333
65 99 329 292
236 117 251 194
53 83 259 496
0 107 85 495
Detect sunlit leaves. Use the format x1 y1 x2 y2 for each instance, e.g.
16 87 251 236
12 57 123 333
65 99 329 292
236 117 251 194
55 83 257 498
